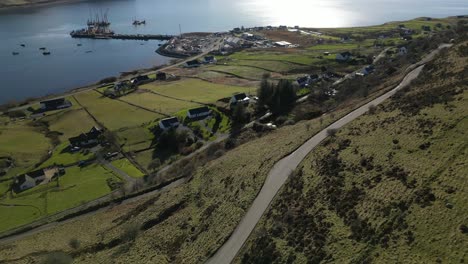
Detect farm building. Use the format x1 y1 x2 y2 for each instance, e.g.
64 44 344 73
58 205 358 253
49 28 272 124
69 126 102 147
12 167 61 193
159 117 180 130
40 98 72 111
230 93 250 105
187 106 211 119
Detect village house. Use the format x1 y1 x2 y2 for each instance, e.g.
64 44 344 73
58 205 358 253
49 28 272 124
297 76 310 88
274 41 292 48
12 167 62 193
398 46 408 55
159 117 180 130
336 51 352 62
68 126 102 148
156 72 167 80
230 93 250 105
40 98 72 111
225 37 242 47
130 75 150 85
186 59 201 68
204 56 217 64
187 106 211 119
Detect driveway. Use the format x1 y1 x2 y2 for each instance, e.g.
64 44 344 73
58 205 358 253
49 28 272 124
206 44 452 264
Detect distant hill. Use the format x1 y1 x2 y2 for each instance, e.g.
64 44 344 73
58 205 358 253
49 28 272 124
238 41 468 263
0 0 77 9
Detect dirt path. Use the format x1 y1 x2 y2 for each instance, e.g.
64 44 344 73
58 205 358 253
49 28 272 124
206 44 452 264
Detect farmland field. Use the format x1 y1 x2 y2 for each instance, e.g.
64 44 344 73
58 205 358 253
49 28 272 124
41 108 98 142
0 164 119 233
74 90 161 131
111 158 145 178
120 91 200 116
141 79 254 103
0 121 51 179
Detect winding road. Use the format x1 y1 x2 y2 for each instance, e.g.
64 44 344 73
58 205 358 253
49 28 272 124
206 44 452 264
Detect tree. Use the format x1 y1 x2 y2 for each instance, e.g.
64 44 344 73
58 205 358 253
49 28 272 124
232 103 248 125
257 77 272 110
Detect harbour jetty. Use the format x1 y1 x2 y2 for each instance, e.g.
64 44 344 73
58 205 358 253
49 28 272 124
70 32 174 41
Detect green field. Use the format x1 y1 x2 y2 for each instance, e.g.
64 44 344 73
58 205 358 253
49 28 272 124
0 121 51 179
120 91 200 116
111 158 145 178
0 164 119 233
40 108 98 142
226 59 308 73
40 142 95 168
141 79 253 103
116 125 155 153
207 65 271 80
74 90 161 131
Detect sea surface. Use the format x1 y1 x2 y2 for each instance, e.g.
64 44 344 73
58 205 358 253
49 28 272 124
0 0 467 103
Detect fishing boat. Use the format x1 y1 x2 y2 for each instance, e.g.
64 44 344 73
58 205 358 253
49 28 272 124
43 51 51 55
77 43 82 46
12 52 19 55
39 47 46 50
20 44 25 47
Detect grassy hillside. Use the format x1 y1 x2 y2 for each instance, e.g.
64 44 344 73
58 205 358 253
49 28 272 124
237 41 468 263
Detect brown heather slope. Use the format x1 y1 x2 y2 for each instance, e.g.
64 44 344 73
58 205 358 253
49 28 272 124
237 41 468 264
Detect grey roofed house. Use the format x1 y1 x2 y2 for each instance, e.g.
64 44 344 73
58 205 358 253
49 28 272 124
69 126 102 147
187 106 211 119
186 59 201 68
159 117 180 130
204 56 217 63
40 98 72 111
230 93 250 105
336 51 352 62
12 169 46 193
156 72 167 80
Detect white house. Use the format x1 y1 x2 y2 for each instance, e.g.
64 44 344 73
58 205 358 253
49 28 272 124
274 41 292 48
336 51 352 62
159 117 180 130
187 106 211 119
230 93 250 105
13 170 46 192
399 46 408 55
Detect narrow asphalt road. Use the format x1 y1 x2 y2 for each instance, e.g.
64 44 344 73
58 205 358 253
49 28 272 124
206 44 452 264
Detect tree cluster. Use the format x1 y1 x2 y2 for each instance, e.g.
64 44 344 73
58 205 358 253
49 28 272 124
257 78 296 115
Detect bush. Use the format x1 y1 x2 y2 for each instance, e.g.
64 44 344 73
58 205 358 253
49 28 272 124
225 138 237 150
368 104 377 115
327 128 338 137
5 110 26 119
42 252 73 264
68 238 81 250
121 223 140 242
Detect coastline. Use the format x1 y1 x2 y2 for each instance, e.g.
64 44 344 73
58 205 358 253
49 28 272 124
0 0 86 12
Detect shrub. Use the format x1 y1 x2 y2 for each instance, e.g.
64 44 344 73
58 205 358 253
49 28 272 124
368 104 377 115
225 138 237 150
68 238 81 250
121 223 140 243
327 128 338 137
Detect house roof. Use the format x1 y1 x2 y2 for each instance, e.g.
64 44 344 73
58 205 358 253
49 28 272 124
40 98 66 106
339 51 352 57
188 106 210 116
233 93 248 101
160 117 179 127
186 60 200 66
69 126 102 145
